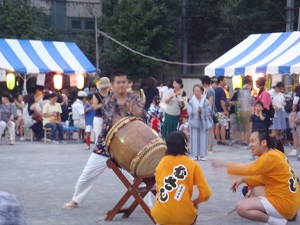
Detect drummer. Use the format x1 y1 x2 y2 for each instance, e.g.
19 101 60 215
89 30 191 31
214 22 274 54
63 70 145 209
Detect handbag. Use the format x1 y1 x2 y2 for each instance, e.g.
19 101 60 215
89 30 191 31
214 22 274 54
32 112 43 122
212 113 219 124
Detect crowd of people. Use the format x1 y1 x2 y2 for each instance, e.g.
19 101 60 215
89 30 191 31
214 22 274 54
1 71 300 225
2 74 300 160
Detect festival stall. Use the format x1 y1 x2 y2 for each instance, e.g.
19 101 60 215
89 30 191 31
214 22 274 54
204 31 300 90
0 39 96 92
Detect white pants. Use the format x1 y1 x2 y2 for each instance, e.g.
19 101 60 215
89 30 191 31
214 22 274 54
93 117 103 143
0 120 15 141
72 153 107 204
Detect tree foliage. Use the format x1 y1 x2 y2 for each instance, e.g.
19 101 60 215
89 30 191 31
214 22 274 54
0 0 55 40
187 0 293 56
99 0 180 79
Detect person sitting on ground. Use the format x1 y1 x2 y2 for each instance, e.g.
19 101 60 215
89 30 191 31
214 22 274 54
151 131 212 225
212 130 300 225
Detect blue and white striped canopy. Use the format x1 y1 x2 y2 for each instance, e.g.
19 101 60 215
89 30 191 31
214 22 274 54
0 39 96 74
205 32 300 77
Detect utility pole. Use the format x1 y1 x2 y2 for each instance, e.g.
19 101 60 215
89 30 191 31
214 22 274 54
95 16 100 76
182 0 188 75
286 0 294 32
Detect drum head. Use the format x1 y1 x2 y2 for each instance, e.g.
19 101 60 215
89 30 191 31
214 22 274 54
130 138 167 178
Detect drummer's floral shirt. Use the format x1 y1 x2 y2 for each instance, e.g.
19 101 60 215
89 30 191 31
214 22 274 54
93 92 145 156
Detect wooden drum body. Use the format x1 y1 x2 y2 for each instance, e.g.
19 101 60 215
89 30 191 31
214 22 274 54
106 117 167 178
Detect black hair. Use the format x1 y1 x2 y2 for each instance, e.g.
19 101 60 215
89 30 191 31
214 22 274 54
111 70 127 81
166 131 188 156
87 94 93 101
256 130 271 148
146 77 157 89
217 76 225 84
296 85 300 97
13 92 22 100
1 92 13 102
89 82 96 89
276 82 284 89
174 78 184 89
200 76 211 85
152 96 160 106
270 136 284 153
182 115 188 119
57 94 63 103
167 79 174 89
255 100 264 108
43 92 50 100
49 92 58 99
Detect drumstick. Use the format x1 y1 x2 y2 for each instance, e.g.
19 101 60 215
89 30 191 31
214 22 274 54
227 208 236 215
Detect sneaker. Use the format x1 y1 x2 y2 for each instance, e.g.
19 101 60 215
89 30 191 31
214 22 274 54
191 156 197 161
85 147 90 150
287 149 298 156
51 140 59 145
60 141 67 145
9 141 14 145
20 137 25 141
200 157 207 161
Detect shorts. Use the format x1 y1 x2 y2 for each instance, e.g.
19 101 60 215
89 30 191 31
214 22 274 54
259 196 285 219
85 125 93 132
216 112 228 126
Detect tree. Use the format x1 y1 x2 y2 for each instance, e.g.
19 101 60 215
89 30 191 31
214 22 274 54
0 0 56 40
99 0 180 80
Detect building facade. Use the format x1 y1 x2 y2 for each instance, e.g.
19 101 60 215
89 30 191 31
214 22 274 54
30 0 102 35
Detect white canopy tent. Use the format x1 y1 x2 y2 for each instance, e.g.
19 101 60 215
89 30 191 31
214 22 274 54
205 31 300 77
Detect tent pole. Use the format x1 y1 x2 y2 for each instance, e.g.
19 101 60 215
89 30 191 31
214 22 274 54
95 16 100 76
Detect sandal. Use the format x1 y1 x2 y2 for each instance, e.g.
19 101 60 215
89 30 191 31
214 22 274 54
63 202 79 209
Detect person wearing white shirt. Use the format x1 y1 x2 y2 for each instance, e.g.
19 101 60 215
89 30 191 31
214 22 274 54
72 91 87 142
268 82 287 139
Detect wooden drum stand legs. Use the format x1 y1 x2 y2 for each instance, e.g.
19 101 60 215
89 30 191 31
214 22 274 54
105 158 157 224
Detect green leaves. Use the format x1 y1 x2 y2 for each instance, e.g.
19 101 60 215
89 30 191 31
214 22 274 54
0 1 55 40
100 0 179 79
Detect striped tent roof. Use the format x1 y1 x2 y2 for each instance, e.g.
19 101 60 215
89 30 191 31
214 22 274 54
205 32 300 77
0 39 96 74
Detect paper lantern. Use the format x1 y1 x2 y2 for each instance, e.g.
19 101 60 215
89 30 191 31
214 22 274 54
53 74 63 90
77 74 84 89
232 75 242 90
6 73 16 90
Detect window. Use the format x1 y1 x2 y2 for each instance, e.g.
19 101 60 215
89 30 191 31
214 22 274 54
85 20 94 30
71 20 81 30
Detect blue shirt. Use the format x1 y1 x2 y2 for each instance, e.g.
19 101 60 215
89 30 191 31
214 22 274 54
214 87 226 112
250 113 266 132
84 104 95 126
